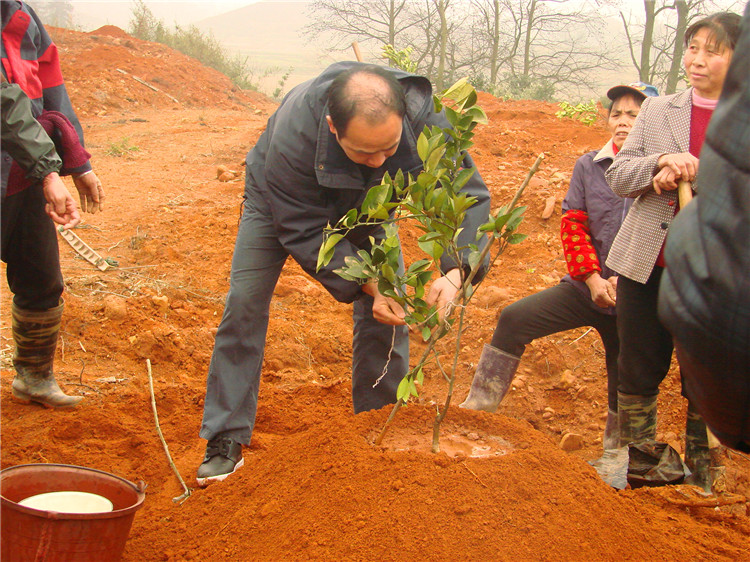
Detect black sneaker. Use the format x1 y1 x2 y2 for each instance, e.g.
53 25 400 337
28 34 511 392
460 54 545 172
196 435 244 487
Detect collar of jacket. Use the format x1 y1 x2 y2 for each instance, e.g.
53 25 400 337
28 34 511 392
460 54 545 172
666 87 693 153
593 141 616 163
313 102 424 191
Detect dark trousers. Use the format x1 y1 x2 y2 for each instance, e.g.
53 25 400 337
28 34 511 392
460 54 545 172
616 268 674 396
199 186 409 445
1 185 64 310
491 282 619 411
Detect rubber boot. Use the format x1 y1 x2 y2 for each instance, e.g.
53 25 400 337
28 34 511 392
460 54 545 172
11 301 82 408
602 408 620 450
617 392 657 448
459 344 520 412
684 402 712 492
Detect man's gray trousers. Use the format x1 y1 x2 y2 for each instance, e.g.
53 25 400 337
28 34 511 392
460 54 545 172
199 187 409 444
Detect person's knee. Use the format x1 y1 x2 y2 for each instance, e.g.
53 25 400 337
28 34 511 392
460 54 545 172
12 272 63 310
496 302 524 334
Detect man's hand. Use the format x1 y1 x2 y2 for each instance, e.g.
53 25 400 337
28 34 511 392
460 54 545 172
426 268 463 322
584 272 616 308
42 172 80 230
655 152 698 194
73 170 105 213
363 281 406 325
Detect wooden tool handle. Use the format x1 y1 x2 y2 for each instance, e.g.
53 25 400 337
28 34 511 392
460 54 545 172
352 41 363 62
678 180 693 209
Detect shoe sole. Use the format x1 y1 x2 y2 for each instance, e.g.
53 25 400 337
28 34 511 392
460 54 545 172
196 457 244 488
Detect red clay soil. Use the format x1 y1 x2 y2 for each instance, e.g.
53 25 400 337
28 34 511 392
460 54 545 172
1 26 748 561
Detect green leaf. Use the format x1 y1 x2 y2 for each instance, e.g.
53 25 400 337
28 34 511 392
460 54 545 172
316 233 343 271
381 262 397 283
417 238 444 261
468 249 483 270
362 183 392 219
415 367 424 385
507 232 528 244
453 167 475 191
406 258 432 275
417 133 429 162
425 145 445 172
341 208 358 228
396 376 411 401
410 380 419 397
422 326 432 341
465 106 488 125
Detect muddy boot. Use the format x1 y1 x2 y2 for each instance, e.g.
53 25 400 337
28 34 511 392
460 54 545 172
617 392 657 448
11 301 82 408
602 408 620 450
684 402 712 492
459 344 520 412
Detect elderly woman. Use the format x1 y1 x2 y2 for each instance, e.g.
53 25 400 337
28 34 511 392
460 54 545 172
461 81 657 450
605 12 740 486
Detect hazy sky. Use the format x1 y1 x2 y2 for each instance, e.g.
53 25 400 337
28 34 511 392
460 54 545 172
49 1 308 30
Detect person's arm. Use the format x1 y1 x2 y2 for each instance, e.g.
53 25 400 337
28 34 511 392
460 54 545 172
27 5 103 213
604 98 663 198
1 83 79 229
1 83 61 182
561 154 615 308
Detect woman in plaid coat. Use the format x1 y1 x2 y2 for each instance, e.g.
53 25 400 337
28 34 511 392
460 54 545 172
604 11 740 489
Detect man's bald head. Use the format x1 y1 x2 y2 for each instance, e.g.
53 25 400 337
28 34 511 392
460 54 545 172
327 65 407 139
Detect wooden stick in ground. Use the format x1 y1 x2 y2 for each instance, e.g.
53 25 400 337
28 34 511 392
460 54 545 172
147 359 191 503
116 68 179 104
352 41 363 62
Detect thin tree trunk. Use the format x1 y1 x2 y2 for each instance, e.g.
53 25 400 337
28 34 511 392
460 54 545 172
666 0 689 94
640 0 656 82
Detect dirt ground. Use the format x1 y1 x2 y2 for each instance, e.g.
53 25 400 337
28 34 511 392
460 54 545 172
1 26 749 561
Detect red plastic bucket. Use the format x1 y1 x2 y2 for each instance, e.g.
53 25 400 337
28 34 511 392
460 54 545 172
1 463 146 561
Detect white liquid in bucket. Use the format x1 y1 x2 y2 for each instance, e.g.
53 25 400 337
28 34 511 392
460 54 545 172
18 491 114 514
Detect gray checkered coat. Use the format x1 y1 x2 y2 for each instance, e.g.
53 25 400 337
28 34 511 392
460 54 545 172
605 88 696 284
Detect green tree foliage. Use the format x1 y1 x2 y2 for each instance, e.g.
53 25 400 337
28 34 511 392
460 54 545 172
382 44 418 72
555 100 598 126
317 79 541 451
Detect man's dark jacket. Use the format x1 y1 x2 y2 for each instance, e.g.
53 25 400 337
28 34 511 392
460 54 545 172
245 61 491 303
658 3 750 451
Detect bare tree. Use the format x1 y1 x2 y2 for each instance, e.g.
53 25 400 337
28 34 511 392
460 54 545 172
469 0 513 85
303 0 425 57
468 0 617 99
617 0 742 94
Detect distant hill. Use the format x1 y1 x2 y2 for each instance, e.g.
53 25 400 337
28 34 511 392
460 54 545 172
195 1 358 96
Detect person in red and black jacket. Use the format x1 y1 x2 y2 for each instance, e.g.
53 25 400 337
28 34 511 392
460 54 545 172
1 0 104 408
461 82 657 452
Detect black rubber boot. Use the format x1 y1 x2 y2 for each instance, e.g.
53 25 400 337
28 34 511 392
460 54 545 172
617 392 657 448
11 301 83 408
460 344 520 412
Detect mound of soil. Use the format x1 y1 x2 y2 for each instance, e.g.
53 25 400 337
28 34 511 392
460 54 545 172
1 26 748 561
51 25 275 116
